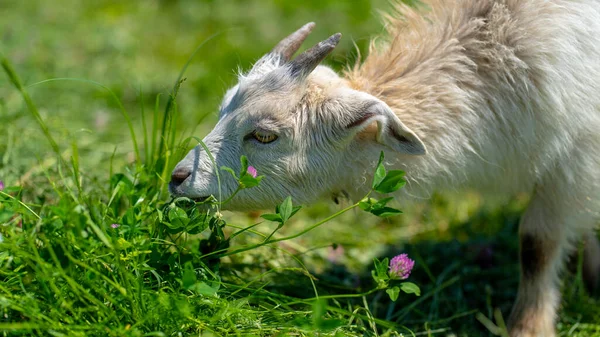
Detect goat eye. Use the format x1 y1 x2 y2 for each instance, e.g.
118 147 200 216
252 130 278 144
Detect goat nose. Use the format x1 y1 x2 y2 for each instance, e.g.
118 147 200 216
171 167 191 186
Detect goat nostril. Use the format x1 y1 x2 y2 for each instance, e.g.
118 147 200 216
171 167 191 185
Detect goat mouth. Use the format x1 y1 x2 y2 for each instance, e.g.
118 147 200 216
193 196 210 203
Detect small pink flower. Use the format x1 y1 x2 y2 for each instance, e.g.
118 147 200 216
0 181 4 190
247 166 257 178
389 254 415 280
327 244 345 263
111 223 120 229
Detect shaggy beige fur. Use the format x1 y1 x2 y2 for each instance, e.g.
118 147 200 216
345 1 600 335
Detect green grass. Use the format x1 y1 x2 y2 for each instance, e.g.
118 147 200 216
1 1 600 336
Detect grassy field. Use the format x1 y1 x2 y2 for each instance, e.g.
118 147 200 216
1 1 600 336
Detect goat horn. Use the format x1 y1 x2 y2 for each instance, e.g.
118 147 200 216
288 33 341 78
271 22 316 61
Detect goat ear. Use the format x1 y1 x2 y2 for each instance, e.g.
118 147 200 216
344 92 426 155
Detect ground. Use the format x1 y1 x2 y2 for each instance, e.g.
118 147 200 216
1 1 599 336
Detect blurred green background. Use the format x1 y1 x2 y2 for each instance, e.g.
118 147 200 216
2 1 599 335
1 0 388 176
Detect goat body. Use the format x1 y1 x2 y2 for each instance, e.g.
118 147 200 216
171 1 600 335
346 2 600 335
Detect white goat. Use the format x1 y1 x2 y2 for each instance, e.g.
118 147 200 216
170 1 600 335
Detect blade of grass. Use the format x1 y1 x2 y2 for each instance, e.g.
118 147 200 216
194 137 222 210
151 93 162 167
1 55 61 159
139 86 150 165
0 190 41 220
71 140 82 197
